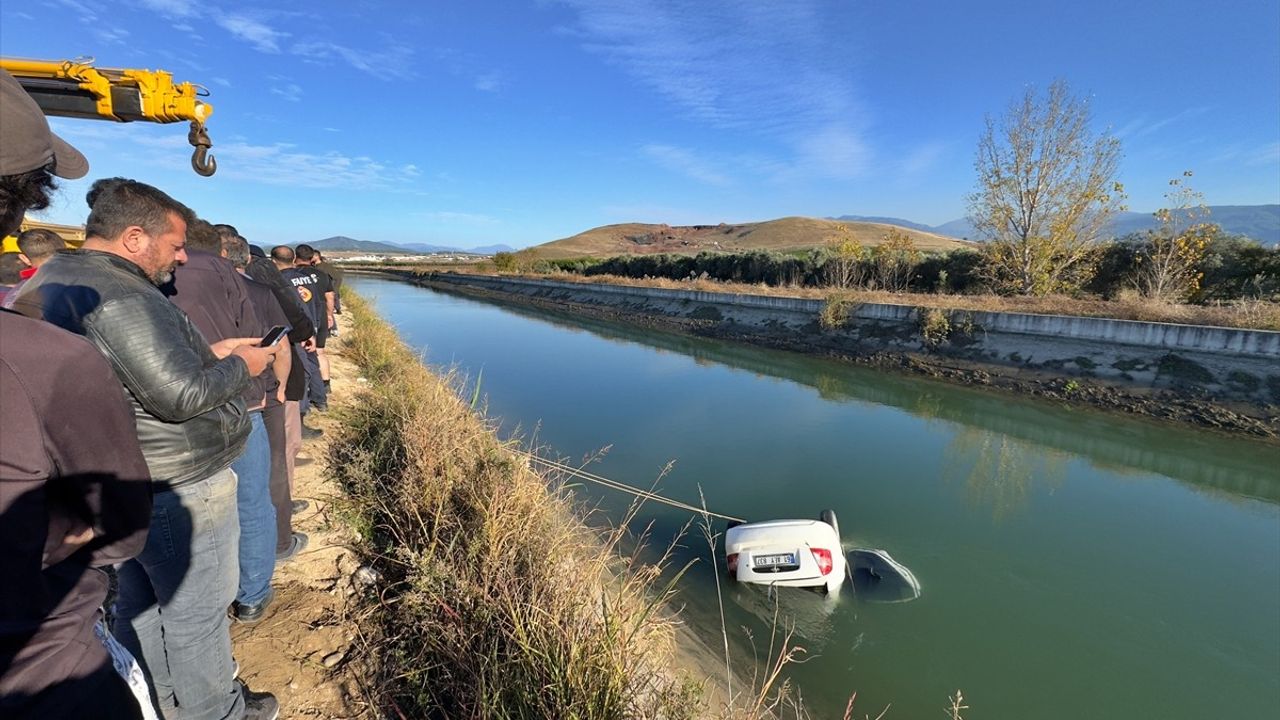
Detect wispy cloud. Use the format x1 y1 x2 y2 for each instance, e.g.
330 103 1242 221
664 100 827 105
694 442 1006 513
270 83 303 102
899 141 948 177
137 0 197 17
211 77 232 87
216 13 289 53
1116 106 1212 139
48 119 420 191
642 144 730 186
290 40 415 78
1211 141 1280 167
474 72 503 92
554 0 868 178
95 25 131 45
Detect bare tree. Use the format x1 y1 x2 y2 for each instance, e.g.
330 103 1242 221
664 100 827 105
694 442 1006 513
1134 171 1215 302
968 80 1125 295
824 224 868 289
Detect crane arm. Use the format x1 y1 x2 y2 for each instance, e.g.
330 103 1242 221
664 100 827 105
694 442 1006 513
0 57 218 176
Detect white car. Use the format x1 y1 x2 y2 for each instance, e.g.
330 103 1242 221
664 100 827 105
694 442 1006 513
724 510 846 595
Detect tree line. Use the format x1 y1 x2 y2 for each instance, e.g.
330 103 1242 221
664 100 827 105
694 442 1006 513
500 80 1278 305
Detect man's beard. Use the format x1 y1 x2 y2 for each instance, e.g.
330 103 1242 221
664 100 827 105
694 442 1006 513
148 267 175 286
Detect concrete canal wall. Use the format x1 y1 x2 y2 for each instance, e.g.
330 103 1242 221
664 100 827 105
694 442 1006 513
375 271 1280 406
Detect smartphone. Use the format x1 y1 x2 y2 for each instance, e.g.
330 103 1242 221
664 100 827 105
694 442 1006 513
258 325 290 347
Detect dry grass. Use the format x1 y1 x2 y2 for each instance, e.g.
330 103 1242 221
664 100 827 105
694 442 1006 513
532 217 968 260
330 291 706 719
493 272 1280 330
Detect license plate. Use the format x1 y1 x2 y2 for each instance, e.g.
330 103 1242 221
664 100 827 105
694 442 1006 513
753 553 796 568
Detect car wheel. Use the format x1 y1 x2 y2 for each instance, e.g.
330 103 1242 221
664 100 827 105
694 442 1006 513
819 509 839 540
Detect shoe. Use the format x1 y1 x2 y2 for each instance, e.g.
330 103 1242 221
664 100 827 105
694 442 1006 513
311 403 328 414
302 424 323 440
294 456 313 467
239 680 280 720
292 499 310 514
232 587 276 624
232 659 240 680
276 532 309 562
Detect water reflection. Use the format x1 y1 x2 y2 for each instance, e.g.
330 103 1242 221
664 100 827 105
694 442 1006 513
424 284 1279 507
943 427 1069 521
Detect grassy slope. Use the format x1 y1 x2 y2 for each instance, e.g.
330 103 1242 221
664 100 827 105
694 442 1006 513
532 216 969 260
329 292 708 719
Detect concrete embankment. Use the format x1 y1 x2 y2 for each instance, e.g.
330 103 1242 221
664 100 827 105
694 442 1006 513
360 270 1280 439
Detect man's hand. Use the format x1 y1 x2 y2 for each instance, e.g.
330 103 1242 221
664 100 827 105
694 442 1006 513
276 384 288 405
303 336 317 352
231 343 280 377
210 337 262 359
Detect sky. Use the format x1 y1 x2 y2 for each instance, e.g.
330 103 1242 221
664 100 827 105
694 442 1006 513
3 0 1278 249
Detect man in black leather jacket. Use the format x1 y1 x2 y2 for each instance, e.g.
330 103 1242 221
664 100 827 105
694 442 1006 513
12 178 283 720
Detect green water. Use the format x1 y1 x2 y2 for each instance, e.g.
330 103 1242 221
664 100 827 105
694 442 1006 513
350 276 1280 719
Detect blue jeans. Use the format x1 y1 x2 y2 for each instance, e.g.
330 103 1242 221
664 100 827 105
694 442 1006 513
112 468 244 720
231 411 276 606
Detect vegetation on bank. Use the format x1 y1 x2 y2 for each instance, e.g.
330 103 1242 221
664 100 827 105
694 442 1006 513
329 291 704 719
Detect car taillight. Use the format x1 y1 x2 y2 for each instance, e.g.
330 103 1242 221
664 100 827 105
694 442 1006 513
726 553 739 573
811 548 833 575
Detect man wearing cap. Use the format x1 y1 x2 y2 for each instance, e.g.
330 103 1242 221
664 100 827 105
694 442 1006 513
0 69 154 719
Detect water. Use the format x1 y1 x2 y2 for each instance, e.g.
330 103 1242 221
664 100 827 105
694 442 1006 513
349 275 1280 719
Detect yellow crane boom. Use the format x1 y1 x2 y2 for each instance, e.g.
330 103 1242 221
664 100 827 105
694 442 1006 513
0 57 218 176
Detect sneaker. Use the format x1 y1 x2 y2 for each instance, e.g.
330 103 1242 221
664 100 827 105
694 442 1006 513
292 499 310 514
240 681 280 720
276 532 309 562
232 587 276 625
294 456 313 467
302 424 323 440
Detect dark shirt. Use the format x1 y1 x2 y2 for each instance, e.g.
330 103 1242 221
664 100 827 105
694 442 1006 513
316 261 344 291
0 310 151 717
281 266 332 340
242 275 288 407
164 251 263 410
244 258 314 402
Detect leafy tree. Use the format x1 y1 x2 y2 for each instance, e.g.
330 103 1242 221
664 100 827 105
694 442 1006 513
968 80 1125 295
492 251 517 272
870 229 922 291
824 224 869 289
1133 171 1214 302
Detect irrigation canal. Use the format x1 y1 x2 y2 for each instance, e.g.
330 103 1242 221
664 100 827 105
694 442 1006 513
350 275 1280 719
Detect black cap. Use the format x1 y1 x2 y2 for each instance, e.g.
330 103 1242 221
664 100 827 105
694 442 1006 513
249 244 266 258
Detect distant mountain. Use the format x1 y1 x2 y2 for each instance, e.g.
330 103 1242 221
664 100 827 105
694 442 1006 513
311 236 407 253
831 215 936 233
310 236 514 255
845 204 1280 245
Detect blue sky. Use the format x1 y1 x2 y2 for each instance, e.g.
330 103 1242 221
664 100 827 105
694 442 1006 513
4 0 1278 249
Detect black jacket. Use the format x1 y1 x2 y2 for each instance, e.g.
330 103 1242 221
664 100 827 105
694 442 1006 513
11 250 251 488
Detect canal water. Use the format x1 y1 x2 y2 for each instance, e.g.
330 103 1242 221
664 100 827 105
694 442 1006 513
349 275 1280 719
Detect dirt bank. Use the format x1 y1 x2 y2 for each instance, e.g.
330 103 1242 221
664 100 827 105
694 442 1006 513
229 331 373 719
373 271 1278 442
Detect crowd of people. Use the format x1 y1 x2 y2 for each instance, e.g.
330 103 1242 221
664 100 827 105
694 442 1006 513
1 69 344 720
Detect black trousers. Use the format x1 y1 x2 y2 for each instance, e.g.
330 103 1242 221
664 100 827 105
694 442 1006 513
262 402 294 554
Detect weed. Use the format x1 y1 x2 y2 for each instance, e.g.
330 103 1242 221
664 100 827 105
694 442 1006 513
918 307 951 348
1156 354 1215 384
820 294 855 330
1226 370 1261 392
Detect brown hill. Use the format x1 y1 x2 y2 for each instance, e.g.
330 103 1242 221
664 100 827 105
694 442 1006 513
530 216 971 259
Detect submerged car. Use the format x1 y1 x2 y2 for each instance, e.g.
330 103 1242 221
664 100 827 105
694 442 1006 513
724 510 846 595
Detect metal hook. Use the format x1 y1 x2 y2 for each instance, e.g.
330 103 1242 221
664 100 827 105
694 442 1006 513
188 121 216 177
192 146 217 176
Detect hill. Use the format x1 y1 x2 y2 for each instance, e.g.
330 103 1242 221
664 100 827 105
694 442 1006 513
531 216 971 260
310 237 513 255
311 236 408 253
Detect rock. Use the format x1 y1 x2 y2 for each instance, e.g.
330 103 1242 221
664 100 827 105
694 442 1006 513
322 651 344 668
352 565 381 588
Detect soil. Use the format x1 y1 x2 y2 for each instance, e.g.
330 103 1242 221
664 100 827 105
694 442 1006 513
397 274 1280 443
229 331 375 719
